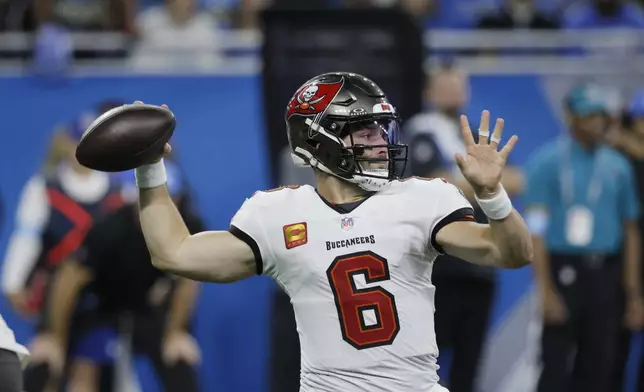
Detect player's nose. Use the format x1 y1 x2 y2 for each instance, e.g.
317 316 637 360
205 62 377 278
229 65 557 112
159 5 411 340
375 146 388 157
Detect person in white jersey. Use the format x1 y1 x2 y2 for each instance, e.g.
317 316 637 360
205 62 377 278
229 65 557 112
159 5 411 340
0 313 29 391
132 72 533 392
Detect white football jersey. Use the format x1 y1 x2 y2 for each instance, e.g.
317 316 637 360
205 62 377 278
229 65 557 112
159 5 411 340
0 313 29 366
230 177 473 392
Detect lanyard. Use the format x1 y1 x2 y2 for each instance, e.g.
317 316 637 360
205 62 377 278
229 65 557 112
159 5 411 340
558 138 604 207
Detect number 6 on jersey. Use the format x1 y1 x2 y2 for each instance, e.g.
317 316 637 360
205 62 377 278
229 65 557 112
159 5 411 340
326 251 401 349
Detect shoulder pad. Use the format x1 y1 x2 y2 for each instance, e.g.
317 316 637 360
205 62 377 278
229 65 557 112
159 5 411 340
399 176 448 184
253 185 301 197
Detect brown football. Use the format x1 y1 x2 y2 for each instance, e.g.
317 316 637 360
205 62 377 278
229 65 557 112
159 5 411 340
75 104 175 172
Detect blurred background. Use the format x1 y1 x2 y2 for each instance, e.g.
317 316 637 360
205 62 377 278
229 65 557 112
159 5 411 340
2 0 644 391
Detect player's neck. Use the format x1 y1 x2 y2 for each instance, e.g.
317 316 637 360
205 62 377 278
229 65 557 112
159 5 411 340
315 172 370 204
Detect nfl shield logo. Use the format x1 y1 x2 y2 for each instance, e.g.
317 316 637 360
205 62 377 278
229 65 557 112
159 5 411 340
340 217 354 231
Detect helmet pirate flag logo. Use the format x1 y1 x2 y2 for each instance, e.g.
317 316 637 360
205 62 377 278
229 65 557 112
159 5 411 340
286 80 344 119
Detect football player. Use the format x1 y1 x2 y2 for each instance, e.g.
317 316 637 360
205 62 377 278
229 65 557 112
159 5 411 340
133 72 533 392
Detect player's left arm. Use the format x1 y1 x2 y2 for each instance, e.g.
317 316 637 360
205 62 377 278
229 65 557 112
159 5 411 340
435 111 533 269
436 209 532 269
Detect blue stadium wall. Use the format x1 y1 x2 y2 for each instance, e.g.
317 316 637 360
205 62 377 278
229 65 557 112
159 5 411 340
0 75 639 392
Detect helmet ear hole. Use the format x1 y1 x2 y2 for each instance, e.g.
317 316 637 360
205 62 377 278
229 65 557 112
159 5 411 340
305 139 319 150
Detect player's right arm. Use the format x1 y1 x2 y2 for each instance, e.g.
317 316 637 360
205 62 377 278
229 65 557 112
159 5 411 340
138 181 258 283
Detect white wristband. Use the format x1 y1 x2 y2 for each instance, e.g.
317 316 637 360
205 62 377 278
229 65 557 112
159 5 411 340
135 159 167 189
475 185 513 220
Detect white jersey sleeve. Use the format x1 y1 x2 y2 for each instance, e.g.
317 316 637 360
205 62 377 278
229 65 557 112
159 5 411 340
228 192 277 278
0 313 29 366
406 177 475 255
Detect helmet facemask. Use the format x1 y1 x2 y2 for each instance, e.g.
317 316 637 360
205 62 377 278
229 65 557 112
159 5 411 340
338 118 408 191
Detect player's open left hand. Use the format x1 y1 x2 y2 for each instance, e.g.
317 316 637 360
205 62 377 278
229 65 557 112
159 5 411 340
455 110 518 199
133 101 172 162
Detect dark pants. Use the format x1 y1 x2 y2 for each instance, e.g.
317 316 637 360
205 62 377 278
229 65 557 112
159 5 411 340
434 276 495 392
25 309 199 392
129 311 199 392
84 310 199 392
537 253 623 392
269 288 301 392
0 349 23 392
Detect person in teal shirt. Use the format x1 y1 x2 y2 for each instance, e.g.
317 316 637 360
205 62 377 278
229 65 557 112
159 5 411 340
524 84 643 392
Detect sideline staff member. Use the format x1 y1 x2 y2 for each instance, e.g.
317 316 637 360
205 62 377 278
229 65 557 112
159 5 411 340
45 160 203 392
525 84 643 392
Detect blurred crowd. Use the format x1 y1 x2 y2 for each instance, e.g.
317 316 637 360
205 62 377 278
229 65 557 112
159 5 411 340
2 0 644 63
4 0 644 34
0 0 644 33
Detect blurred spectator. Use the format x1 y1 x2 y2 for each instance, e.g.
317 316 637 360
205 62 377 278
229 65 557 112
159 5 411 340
44 161 203 392
405 66 524 199
130 0 224 69
30 0 135 60
524 84 643 392
1 102 126 392
477 0 559 29
344 0 434 24
267 0 328 10
33 0 136 32
403 66 524 392
2 107 122 320
232 0 268 29
563 0 644 28
0 0 36 30
31 23 73 80
610 88 644 392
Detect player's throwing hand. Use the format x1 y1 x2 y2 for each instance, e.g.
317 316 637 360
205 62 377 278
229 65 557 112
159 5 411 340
133 101 172 160
455 110 518 199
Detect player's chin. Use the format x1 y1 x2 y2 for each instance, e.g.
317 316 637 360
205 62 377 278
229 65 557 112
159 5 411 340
372 162 388 170
361 163 388 174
